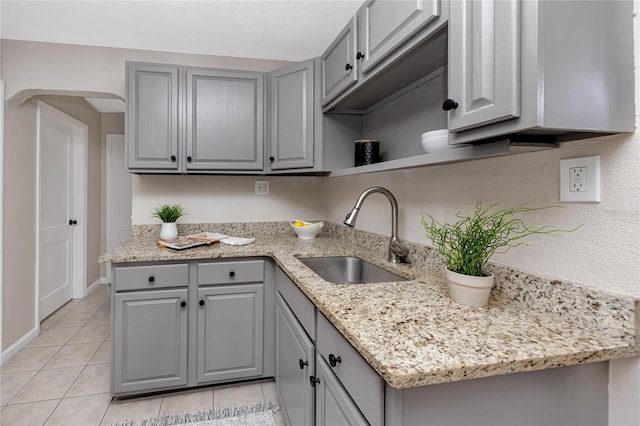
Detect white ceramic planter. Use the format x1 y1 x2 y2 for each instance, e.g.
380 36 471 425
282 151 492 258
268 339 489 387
445 269 495 308
160 222 178 241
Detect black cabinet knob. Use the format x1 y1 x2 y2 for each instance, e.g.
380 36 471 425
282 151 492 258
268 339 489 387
180 301 187 308
229 271 235 278
356 51 364 60
187 156 192 162
345 63 353 72
329 354 342 367
299 359 308 370
442 99 459 111
269 156 275 163
309 376 320 387
68 219 78 225
199 300 205 306
170 155 177 161
148 276 155 283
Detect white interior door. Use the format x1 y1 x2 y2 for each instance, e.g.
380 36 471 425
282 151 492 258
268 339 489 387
38 102 87 321
106 134 132 283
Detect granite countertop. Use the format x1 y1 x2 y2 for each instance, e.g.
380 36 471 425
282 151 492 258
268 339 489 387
100 230 640 389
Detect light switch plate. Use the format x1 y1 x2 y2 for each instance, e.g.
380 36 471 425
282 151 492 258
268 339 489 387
560 156 600 202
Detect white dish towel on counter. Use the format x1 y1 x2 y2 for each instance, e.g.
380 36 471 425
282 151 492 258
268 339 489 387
204 233 256 246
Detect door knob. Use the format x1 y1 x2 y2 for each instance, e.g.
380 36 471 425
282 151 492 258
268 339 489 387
299 359 308 369
199 300 205 306
309 376 320 387
187 156 192 162
170 155 177 161
442 99 459 111
345 63 353 72
68 219 78 225
180 301 187 308
356 51 364 60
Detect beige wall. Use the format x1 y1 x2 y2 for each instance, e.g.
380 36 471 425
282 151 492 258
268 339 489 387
3 98 37 347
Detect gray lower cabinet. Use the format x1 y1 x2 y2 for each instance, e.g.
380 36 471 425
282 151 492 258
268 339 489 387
275 268 375 426
275 294 315 426
197 284 264 383
315 354 368 426
113 288 188 394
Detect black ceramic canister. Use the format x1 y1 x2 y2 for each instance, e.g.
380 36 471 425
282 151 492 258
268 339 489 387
356 139 380 165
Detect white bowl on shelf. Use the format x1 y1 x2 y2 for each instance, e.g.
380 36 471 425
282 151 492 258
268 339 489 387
290 220 324 240
421 129 454 154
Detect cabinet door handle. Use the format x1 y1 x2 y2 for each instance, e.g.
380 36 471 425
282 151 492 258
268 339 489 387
329 354 342 367
442 99 459 111
180 301 187 308
199 300 205 306
148 276 155 283
299 359 308 370
229 271 235 278
187 156 192 162
345 63 353 72
170 155 177 162
309 376 320 387
68 219 78 225
356 51 364 60
269 156 275 163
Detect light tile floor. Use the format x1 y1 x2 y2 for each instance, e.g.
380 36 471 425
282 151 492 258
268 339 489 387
0 285 284 426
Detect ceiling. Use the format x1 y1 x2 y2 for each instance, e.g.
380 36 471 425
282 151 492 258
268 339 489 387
0 0 363 62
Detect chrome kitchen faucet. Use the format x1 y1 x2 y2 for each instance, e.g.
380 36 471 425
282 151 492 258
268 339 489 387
343 186 409 263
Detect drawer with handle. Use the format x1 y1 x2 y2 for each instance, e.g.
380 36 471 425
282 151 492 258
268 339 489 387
114 263 188 291
316 312 384 426
197 260 264 285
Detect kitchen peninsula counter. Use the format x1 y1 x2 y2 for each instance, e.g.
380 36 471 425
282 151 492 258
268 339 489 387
100 229 640 389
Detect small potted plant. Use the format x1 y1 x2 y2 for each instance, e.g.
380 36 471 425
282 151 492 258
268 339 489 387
421 200 578 307
152 203 185 241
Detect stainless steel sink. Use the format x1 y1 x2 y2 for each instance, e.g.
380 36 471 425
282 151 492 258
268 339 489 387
298 256 406 285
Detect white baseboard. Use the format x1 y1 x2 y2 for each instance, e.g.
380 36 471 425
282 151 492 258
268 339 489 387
1 326 39 367
86 278 102 296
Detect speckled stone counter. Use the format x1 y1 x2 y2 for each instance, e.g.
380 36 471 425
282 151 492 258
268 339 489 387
100 223 640 389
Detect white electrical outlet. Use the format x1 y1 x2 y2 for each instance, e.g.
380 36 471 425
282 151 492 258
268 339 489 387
560 156 600 202
255 180 270 195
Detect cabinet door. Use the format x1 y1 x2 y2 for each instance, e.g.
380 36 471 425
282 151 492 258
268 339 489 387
359 0 440 74
197 284 264 383
447 0 520 133
126 63 181 171
113 289 188 394
185 69 264 171
321 17 358 106
276 295 315 426
269 60 315 170
315 354 368 426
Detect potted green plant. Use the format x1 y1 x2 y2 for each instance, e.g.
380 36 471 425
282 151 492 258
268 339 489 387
421 200 578 307
152 203 185 241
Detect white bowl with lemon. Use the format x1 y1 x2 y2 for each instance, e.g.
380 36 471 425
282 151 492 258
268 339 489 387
290 220 324 240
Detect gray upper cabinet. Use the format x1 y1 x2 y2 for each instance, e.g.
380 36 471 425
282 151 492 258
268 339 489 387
359 0 440 74
126 63 180 171
186 69 264 171
196 284 264 383
113 288 188 394
321 17 359 106
448 0 634 144
447 0 520 132
269 60 315 170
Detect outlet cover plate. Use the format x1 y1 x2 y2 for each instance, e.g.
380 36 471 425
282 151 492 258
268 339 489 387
560 155 600 202
255 180 270 195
